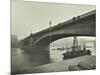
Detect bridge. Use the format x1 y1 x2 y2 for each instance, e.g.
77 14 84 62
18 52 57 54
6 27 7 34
19 10 96 65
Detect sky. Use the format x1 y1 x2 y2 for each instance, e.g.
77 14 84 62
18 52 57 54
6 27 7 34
11 0 96 40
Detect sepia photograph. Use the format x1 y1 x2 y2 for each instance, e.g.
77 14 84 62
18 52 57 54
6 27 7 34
11 0 96 74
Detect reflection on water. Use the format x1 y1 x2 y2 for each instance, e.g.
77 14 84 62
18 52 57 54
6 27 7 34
11 48 48 73
50 49 66 62
11 48 65 72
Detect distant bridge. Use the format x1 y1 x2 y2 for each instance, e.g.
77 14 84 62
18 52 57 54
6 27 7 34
19 10 96 64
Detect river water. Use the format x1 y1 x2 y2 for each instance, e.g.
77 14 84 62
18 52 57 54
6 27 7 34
11 48 66 73
11 46 95 73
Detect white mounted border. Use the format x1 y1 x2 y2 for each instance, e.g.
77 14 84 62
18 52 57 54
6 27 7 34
0 0 100 75
22 0 96 5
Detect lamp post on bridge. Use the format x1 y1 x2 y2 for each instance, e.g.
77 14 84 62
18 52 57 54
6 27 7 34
49 20 52 51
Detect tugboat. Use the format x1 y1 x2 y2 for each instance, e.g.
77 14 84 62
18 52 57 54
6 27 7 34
63 36 91 60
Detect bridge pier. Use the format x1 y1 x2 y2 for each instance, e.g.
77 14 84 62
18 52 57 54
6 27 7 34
20 45 50 66
33 45 50 63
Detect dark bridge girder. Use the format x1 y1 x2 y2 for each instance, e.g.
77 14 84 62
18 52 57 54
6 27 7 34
34 10 95 46
35 34 95 46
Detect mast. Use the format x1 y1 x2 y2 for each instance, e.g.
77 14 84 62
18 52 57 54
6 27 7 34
73 36 78 51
